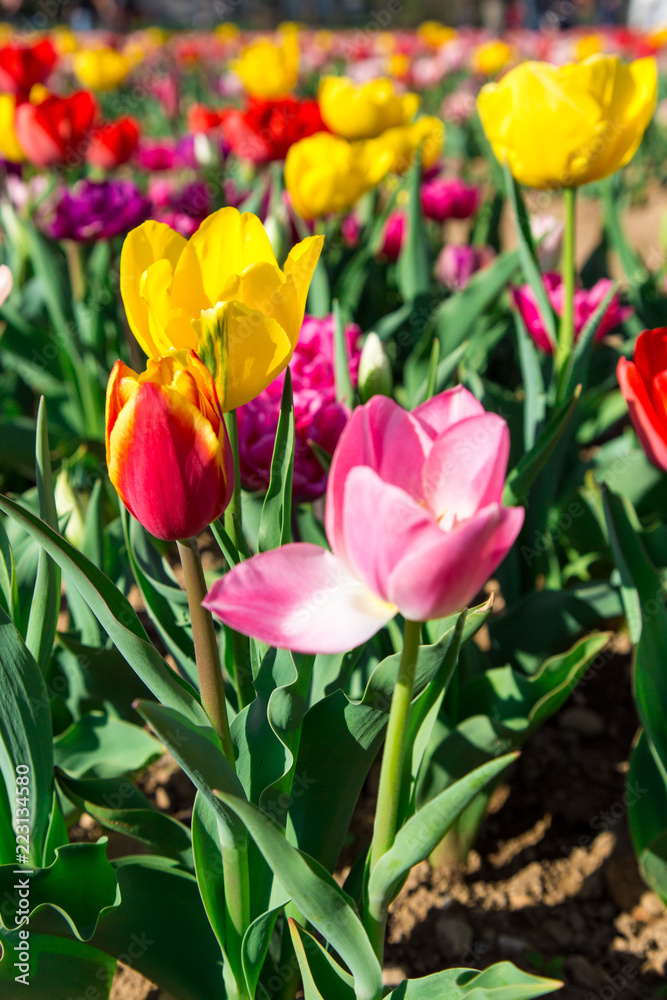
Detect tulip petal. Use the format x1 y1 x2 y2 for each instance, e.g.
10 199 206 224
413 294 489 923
325 396 432 559
422 413 510 522
120 221 186 357
341 465 445 603
283 235 325 335
388 503 524 622
192 300 292 411
203 544 396 654
412 385 485 439
108 380 230 541
170 208 278 315
618 356 667 471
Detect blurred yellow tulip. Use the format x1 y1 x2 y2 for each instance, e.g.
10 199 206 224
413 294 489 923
472 39 513 76
374 115 444 174
575 34 603 61
478 54 657 189
120 208 323 411
318 75 420 140
51 26 78 56
72 47 131 91
418 21 457 48
234 35 298 98
0 94 23 162
284 132 394 220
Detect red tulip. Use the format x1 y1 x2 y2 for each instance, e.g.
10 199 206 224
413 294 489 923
87 116 140 169
15 91 98 167
187 103 227 133
0 39 57 98
106 350 234 541
618 327 667 470
222 97 327 163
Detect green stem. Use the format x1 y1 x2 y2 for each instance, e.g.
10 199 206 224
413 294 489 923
365 618 422 961
556 186 576 379
64 240 86 302
222 410 255 709
177 538 235 767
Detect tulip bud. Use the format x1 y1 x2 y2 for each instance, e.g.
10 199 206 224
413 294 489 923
106 350 234 541
54 467 87 549
193 132 216 168
358 332 393 403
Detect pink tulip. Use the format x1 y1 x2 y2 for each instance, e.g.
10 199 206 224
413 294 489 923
0 264 12 306
512 273 633 354
203 387 524 654
379 211 406 261
421 177 481 223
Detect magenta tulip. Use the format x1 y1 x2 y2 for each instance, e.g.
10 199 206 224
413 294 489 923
203 386 524 654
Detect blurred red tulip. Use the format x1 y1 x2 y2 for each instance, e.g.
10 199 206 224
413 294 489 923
222 97 327 163
0 38 57 97
15 90 97 167
87 116 140 169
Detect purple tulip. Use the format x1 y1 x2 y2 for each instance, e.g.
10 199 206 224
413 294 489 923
42 179 151 242
436 243 496 291
149 180 212 237
421 177 481 223
237 314 361 503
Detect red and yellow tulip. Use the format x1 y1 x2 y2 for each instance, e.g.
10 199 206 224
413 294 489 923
106 349 233 540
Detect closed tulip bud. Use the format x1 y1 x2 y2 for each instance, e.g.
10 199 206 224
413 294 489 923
106 350 234 541
358 332 393 402
478 55 657 189
234 36 299 99
318 75 420 140
72 47 131 91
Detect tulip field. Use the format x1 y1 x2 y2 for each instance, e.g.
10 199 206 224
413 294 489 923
5 16 667 1000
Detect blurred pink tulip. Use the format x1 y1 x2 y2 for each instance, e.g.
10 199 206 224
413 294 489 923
512 273 632 354
379 211 406 261
421 177 480 223
0 265 12 306
204 387 524 654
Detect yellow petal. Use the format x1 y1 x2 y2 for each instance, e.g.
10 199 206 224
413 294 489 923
170 207 278 314
283 235 324 334
192 300 293 411
120 221 186 354
140 259 197 355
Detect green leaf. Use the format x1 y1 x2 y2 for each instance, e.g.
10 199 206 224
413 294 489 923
333 299 354 407
397 147 429 302
386 961 561 999
242 905 286 1000
0 608 53 865
503 162 557 350
0 933 116 1000
515 311 547 451
56 771 192 866
628 731 667 904
122 510 198 686
289 919 356 1000
0 841 119 941
601 483 667 774
0 496 205 726
192 791 227 948
503 387 581 507
25 398 61 675
92 856 225 1000
0 518 17 620
258 368 295 552
134 701 245 850
369 754 518 915
54 635 153 724
214 791 383 1000
53 713 162 780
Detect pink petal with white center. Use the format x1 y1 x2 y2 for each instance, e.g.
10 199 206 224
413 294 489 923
412 385 485 439
387 503 525 622
203 543 395 655
422 413 509 523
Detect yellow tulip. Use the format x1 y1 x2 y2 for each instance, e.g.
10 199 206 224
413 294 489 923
373 115 444 174
120 208 323 412
472 39 513 76
284 132 394 220
0 95 24 163
234 35 298 99
51 26 78 56
318 76 420 140
575 34 603 61
418 21 457 48
478 54 657 189
72 47 131 91
215 23 240 43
